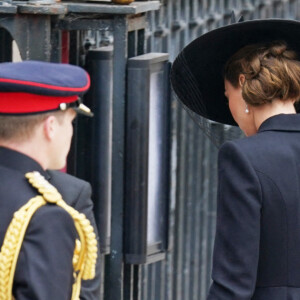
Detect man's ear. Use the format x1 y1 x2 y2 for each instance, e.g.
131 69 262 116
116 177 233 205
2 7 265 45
43 115 56 141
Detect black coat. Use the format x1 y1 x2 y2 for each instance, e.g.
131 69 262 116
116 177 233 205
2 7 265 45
0 147 101 300
207 114 300 300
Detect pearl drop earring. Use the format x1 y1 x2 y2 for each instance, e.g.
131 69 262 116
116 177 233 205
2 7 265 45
245 104 249 114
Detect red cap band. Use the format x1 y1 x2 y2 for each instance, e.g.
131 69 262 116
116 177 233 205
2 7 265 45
0 92 78 114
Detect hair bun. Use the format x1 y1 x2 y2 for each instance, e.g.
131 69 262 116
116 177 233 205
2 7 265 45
268 43 287 58
266 41 297 60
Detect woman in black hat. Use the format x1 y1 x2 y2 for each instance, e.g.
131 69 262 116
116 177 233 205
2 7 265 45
171 19 300 300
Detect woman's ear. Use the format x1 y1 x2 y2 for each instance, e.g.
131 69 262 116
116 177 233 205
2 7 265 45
43 115 56 141
239 74 245 87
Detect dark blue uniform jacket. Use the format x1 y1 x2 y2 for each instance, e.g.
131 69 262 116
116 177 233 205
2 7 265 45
0 147 101 300
207 113 300 300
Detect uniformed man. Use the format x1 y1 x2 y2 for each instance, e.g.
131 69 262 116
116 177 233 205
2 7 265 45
0 61 101 300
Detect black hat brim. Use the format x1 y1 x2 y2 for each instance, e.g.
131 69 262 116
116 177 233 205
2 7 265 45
171 19 300 126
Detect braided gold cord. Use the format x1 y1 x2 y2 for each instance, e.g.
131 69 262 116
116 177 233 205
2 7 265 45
26 172 98 280
0 171 98 300
56 200 97 279
0 196 46 300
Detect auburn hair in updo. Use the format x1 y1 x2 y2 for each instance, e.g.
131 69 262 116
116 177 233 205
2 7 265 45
224 41 300 106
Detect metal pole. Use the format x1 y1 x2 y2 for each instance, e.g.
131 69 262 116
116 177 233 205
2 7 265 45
104 14 128 300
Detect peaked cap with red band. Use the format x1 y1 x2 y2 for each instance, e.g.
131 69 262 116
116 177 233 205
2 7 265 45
0 60 93 116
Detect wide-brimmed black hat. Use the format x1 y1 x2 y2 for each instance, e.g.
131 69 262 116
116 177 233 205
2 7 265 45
171 19 300 126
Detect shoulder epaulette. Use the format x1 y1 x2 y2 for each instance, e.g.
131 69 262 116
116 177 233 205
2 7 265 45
0 171 98 300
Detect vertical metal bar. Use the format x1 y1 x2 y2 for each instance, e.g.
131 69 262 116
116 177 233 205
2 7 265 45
128 30 137 58
181 114 191 300
104 14 128 300
100 255 105 300
172 106 188 300
141 264 148 300
137 29 145 55
124 264 134 300
154 262 162 300
164 94 178 300
147 8 155 53
199 136 211 299
187 121 198 300
50 27 62 63
195 132 205 299
67 30 81 176
192 127 205 300
133 265 140 300
69 31 81 65
166 0 173 60
158 261 166 300
85 48 113 255
27 15 51 61
162 2 168 52
154 10 162 52
25 15 51 61
206 136 218 295
148 264 155 300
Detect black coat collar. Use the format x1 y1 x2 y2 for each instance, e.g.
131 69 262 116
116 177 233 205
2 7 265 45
0 146 50 180
258 114 300 133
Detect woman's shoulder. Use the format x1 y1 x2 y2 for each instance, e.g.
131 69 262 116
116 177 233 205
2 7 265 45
220 130 276 154
218 132 276 168
220 134 260 155
219 129 297 175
